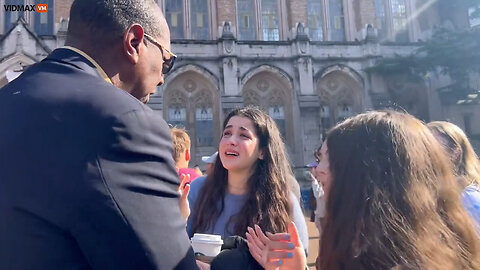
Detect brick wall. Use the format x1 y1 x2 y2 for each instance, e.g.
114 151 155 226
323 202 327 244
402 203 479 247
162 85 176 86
55 0 74 23
216 0 236 27
359 0 376 28
287 0 307 29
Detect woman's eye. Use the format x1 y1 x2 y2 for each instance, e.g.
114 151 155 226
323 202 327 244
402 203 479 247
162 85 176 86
241 134 250 139
223 131 231 136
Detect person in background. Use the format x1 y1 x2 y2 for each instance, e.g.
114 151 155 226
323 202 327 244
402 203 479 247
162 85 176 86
288 174 302 203
201 151 218 176
187 107 309 253
307 159 325 235
193 165 203 177
171 127 200 183
428 121 480 227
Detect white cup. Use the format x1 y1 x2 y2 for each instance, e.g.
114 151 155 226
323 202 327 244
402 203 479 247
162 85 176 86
191 233 223 257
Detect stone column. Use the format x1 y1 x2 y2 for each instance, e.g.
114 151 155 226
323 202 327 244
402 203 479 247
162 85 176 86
219 21 238 97
295 23 314 95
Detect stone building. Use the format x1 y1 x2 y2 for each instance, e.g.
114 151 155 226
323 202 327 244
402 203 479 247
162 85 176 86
0 0 478 169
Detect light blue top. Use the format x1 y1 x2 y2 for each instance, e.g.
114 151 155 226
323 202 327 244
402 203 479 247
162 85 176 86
462 184 480 229
187 176 309 253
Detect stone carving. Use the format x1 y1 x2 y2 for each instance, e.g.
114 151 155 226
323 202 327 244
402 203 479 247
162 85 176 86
365 24 378 43
256 79 270 92
296 23 308 53
194 88 212 106
183 79 197 92
221 21 235 54
221 21 234 39
317 71 363 123
269 88 285 105
295 22 309 41
243 89 261 106
168 90 187 105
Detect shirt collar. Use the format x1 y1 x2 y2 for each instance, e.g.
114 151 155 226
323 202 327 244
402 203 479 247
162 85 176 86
62 46 113 84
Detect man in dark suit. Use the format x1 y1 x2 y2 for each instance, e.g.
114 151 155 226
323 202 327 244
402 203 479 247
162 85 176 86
0 1 201 269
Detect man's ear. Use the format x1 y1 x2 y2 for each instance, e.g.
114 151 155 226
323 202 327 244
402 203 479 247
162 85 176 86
123 24 145 64
185 148 190 162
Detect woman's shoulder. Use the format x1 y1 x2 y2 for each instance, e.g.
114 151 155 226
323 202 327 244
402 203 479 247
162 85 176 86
190 175 207 189
463 184 480 201
462 184 480 224
188 175 208 202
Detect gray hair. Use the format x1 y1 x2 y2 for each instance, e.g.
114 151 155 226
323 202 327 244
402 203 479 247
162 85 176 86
68 0 164 46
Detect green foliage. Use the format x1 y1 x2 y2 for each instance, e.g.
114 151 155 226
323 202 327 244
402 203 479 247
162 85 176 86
368 0 480 98
368 26 480 98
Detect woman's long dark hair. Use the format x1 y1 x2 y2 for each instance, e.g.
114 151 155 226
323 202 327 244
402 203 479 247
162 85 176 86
191 107 292 236
319 111 480 270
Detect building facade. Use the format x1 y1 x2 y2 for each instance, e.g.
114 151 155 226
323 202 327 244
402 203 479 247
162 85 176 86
0 0 478 170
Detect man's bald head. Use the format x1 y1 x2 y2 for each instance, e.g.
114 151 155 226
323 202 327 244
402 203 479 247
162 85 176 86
67 0 167 49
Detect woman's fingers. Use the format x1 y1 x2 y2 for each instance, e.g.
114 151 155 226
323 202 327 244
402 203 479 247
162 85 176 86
254 224 269 245
196 260 211 270
266 250 295 260
246 232 267 269
247 222 306 270
178 173 190 192
266 231 291 242
287 221 302 248
247 226 266 249
178 174 191 221
246 233 263 259
264 238 295 250
181 183 190 199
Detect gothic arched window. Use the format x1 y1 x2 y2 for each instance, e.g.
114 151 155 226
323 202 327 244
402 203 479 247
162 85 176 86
242 70 293 145
237 0 283 41
307 0 345 41
4 0 25 32
374 0 409 41
317 71 363 134
163 0 212 39
34 0 54 35
163 71 220 164
169 106 187 128
329 0 345 41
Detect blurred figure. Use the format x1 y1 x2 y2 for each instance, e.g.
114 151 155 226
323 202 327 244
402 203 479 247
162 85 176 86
288 174 302 203
307 159 325 235
428 121 480 226
315 111 480 269
193 165 203 177
171 127 200 183
201 151 218 176
187 107 309 252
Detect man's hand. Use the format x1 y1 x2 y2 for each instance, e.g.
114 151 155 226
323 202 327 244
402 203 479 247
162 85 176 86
196 260 210 270
245 222 306 270
178 174 190 221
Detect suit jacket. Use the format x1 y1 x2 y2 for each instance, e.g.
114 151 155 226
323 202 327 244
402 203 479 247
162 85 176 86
0 48 197 269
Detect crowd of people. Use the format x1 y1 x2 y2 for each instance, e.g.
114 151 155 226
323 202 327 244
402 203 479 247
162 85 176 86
1 0 479 270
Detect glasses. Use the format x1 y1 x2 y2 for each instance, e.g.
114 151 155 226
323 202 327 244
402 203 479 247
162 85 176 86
144 33 177 74
314 147 321 163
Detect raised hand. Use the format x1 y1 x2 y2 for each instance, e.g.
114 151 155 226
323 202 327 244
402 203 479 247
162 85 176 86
246 221 306 270
178 173 191 221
